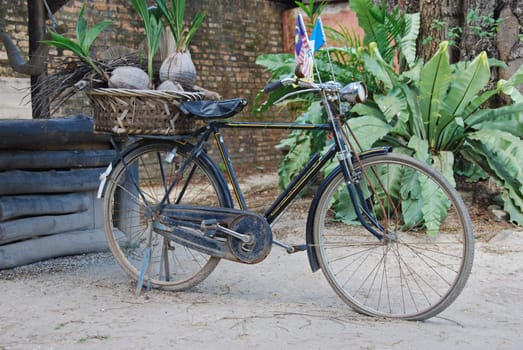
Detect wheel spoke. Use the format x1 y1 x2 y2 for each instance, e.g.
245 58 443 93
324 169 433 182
313 153 474 320
104 142 230 291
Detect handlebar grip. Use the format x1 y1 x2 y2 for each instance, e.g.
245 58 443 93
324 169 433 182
263 80 284 93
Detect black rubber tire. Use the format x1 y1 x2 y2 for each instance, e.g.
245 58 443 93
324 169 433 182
103 141 231 291
311 153 474 320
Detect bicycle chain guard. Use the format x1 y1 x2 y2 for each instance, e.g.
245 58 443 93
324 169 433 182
154 205 272 264
227 214 272 264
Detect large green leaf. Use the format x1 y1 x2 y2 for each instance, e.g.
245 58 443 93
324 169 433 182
419 173 451 237
362 43 398 90
465 129 523 224
399 13 420 67
466 103 523 138
375 89 410 123
440 52 490 125
419 41 452 147
345 115 392 150
278 135 312 189
350 0 389 57
397 83 424 139
498 63 523 103
432 150 456 187
407 135 429 162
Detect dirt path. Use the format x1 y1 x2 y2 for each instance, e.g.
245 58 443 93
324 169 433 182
1 223 522 349
1 173 522 349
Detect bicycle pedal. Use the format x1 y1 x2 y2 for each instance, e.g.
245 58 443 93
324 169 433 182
201 219 218 237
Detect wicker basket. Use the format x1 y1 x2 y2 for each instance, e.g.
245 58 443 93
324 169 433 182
87 88 204 135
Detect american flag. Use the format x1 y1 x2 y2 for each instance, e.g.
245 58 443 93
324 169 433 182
295 14 313 81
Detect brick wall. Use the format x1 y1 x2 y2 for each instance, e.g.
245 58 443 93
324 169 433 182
0 0 291 171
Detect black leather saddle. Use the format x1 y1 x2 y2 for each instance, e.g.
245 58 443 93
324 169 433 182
180 98 248 120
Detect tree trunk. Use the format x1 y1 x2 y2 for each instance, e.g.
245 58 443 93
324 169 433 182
460 0 504 61
417 0 464 61
27 0 49 119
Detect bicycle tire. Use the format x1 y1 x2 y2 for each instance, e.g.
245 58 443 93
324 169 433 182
310 153 474 320
103 141 232 291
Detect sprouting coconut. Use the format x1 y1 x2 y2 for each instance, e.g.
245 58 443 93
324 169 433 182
154 0 205 90
159 50 197 90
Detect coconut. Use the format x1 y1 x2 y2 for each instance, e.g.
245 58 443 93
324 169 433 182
159 51 197 90
109 66 150 89
157 80 184 92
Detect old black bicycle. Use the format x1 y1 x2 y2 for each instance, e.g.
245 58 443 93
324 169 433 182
99 77 474 321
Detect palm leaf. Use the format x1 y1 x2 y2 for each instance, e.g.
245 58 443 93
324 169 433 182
83 20 112 52
76 2 87 47
350 0 394 63
184 11 205 49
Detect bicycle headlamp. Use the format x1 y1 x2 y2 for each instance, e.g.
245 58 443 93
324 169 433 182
340 82 367 104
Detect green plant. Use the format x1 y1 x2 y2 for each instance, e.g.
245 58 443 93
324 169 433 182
349 0 419 70
295 0 327 24
257 0 523 225
130 0 164 82
349 41 523 224
256 0 418 188
154 0 205 52
423 9 503 47
41 1 111 80
467 10 503 39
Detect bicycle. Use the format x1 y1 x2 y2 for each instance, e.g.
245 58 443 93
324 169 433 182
98 77 474 321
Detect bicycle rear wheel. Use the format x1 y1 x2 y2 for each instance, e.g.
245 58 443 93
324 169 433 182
103 141 231 291
311 153 474 320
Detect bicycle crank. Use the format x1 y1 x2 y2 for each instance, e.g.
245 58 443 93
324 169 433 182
153 205 272 264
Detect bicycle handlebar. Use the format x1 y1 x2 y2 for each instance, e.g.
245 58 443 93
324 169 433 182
263 78 367 104
263 78 341 93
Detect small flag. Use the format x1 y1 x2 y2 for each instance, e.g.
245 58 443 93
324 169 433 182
294 14 313 81
310 17 326 53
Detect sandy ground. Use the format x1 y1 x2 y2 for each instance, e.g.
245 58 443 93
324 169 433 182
1 175 523 349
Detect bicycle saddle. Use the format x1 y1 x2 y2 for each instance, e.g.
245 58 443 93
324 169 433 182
180 98 248 120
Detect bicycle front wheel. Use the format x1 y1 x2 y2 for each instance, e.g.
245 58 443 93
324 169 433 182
311 153 474 320
103 141 232 291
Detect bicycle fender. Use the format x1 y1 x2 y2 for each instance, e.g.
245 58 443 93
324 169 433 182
97 162 113 199
305 146 392 272
95 139 149 199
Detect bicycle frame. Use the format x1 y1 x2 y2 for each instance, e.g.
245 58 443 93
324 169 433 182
171 115 391 252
